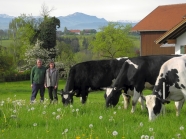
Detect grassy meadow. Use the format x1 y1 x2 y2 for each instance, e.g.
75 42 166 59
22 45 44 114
0 80 186 139
0 39 13 47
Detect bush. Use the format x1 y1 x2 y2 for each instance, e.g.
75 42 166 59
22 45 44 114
3 70 30 82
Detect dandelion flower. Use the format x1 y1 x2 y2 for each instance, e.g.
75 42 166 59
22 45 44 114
118 106 121 109
17 102 21 106
52 112 56 115
42 111 46 115
177 133 181 138
180 126 184 130
145 135 149 139
28 109 31 112
11 115 17 118
140 122 143 127
56 115 60 119
76 109 79 112
33 123 37 127
141 135 145 139
13 110 16 113
72 109 75 112
70 105 73 108
99 116 103 119
89 124 93 128
44 105 47 108
64 129 68 133
57 108 61 112
113 111 116 115
150 136 154 139
149 128 153 132
112 131 118 136
31 107 35 111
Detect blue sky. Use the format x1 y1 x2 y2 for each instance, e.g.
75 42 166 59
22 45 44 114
1 0 186 21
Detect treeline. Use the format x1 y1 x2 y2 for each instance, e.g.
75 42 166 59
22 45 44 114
0 11 140 82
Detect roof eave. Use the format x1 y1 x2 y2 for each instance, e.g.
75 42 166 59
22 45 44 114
155 18 186 44
130 30 167 32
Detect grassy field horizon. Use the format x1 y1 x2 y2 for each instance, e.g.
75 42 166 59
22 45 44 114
0 80 186 139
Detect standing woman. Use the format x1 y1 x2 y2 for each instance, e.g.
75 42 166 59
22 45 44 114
45 61 59 104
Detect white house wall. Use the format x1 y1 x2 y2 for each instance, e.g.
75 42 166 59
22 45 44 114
175 31 186 54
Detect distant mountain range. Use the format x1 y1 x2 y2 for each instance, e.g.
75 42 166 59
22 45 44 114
0 12 138 31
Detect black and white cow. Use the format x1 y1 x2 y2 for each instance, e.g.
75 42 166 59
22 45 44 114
60 58 128 105
143 55 186 121
105 55 180 113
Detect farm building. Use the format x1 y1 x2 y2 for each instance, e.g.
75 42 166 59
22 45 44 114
131 3 186 56
69 30 81 35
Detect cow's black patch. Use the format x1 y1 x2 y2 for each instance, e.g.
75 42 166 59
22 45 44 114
153 98 162 115
165 69 181 89
181 84 185 89
160 73 163 77
153 69 181 98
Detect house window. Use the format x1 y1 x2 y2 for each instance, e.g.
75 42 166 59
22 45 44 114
180 45 186 54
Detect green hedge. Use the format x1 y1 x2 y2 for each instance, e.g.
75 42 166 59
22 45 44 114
2 70 30 82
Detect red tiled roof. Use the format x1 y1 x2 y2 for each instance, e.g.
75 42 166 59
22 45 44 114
69 30 81 33
155 18 186 44
131 3 186 32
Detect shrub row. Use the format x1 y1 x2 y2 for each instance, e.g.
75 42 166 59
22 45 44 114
1 70 30 82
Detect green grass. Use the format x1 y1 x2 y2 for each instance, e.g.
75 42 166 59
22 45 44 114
0 39 13 47
0 80 186 139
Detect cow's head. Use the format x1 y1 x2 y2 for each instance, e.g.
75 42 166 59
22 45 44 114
58 89 74 105
142 95 170 121
104 87 122 107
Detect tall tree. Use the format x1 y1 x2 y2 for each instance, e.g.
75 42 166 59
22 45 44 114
38 16 60 50
8 14 39 65
89 22 136 59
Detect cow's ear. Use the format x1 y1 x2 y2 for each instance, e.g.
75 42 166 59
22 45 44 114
141 95 146 101
158 97 170 104
160 99 170 104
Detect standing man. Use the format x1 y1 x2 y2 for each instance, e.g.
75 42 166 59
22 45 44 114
45 61 59 104
30 58 46 103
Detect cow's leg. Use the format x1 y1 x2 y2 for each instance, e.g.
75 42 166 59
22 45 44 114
175 98 185 116
131 89 141 113
122 93 131 109
138 92 145 111
80 89 88 104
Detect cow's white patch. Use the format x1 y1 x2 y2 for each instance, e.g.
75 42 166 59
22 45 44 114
106 88 113 97
116 57 128 61
131 88 141 113
144 95 159 121
80 97 82 102
126 59 138 69
63 94 69 99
